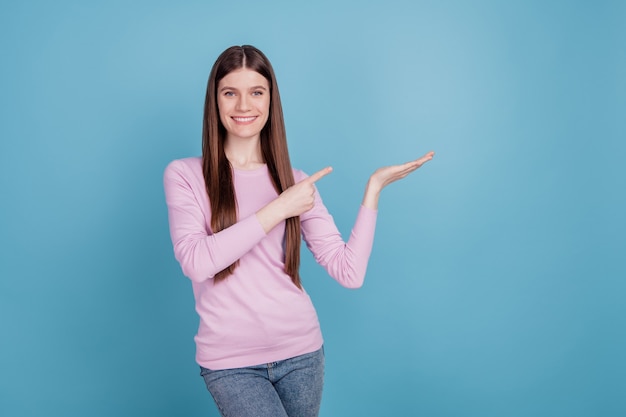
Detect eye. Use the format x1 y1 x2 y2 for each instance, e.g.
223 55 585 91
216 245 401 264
223 91 235 97
252 90 264 96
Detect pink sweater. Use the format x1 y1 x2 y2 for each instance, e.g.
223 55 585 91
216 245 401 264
163 157 377 370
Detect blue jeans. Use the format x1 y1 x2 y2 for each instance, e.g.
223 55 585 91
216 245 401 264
200 347 325 417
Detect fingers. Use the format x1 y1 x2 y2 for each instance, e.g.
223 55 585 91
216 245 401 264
305 166 333 184
402 151 435 171
419 151 435 163
413 151 435 165
385 151 435 180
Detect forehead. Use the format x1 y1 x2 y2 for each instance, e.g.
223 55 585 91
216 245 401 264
218 68 269 89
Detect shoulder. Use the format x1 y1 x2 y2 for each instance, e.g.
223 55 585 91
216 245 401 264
165 156 201 172
164 157 202 178
163 157 204 188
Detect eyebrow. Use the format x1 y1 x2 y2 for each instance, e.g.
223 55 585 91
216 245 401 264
219 85 268 92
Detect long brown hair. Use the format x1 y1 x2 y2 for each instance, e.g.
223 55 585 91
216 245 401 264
202 45 302 288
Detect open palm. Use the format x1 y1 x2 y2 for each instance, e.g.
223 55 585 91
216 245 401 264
369 151 435 191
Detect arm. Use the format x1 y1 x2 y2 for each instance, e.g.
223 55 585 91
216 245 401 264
300 194 377 289
163 160 267 283
301 151 435 288
164 160 333 282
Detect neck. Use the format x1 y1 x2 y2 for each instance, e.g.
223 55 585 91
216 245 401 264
224 135 265 170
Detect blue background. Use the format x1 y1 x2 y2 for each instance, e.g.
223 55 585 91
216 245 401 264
1 0 625 416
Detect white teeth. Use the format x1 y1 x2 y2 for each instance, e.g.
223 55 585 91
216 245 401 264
233 117 256 122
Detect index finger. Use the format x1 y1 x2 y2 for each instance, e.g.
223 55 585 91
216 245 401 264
305 166 333 184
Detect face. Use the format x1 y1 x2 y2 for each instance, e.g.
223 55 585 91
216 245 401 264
217 68 271 142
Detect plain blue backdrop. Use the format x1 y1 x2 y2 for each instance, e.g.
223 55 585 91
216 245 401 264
1 0 625 416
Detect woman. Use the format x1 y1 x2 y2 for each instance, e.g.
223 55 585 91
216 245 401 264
164 45 434 417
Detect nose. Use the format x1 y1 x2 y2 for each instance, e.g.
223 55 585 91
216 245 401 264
236 94 251 112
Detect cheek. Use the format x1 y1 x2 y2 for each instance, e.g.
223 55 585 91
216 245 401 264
217 99 229 124
261 98 271 118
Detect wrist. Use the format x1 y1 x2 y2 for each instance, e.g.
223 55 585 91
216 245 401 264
257 198 288 233
362 180 382 210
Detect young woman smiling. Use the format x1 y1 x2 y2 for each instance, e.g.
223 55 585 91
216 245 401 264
164 45 434 417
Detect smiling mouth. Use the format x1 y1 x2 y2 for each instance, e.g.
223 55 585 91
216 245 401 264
232 116 257 123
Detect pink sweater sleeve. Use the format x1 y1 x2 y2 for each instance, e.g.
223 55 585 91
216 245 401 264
299 173 378 289
163 160 267 283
